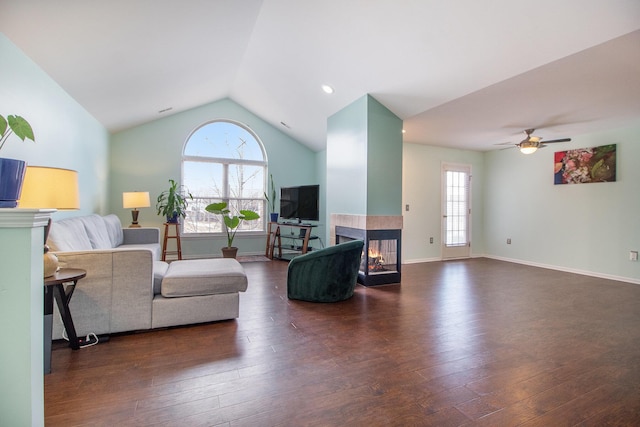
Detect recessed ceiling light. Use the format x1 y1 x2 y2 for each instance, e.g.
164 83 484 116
402 129 406 134
321 84 334 94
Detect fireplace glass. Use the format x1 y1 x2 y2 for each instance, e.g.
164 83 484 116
336 226 401 286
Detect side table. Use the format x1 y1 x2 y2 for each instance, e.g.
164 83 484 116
44 268 86 374
162 222 182 261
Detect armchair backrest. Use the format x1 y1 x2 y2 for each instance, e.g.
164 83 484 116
287 239 364 302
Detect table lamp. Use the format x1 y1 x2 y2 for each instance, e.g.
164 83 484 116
122 191 150 228
18 166 80 277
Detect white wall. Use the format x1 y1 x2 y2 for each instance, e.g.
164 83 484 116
484 122 640 282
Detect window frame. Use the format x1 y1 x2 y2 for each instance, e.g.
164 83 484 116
181 119 268 237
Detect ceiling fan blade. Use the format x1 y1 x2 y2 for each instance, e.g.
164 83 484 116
542 138 571 144
494 141 515 146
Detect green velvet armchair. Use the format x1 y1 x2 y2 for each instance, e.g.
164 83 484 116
287 239 364 302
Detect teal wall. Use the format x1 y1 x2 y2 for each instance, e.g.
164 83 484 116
484 122 640 282
0 33 108 425
326 95 369 216
110 98 319 257
402 144 485 262
326 94 403 219
366 96 403 216
0 33 110 217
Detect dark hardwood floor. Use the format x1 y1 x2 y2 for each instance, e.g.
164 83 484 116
45 258 640 426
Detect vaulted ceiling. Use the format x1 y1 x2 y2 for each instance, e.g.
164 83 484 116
2 1 640 152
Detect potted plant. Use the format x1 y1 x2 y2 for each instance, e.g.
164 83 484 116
205 201 260 258
0 114 35 208
156 179 193 223
264 173 278 223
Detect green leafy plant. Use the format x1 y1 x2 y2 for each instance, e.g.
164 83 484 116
0 114 35 151
156 179 193 222
264 173 277 213
205 201 260 248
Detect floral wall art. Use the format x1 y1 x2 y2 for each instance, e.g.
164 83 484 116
554 144 616 185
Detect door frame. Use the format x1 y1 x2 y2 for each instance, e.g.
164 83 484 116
441 162 472 259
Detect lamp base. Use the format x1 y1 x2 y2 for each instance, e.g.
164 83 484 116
44 251 59 278
130 208 141 228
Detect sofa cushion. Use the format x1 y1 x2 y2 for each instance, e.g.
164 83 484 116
47 217 93 252
80 214 113 249
103 214 124 247
161 259 248 298
153 261 170 295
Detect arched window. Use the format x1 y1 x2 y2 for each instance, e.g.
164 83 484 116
182 120 266 235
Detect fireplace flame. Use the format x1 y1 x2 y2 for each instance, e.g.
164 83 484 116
368 248 385 271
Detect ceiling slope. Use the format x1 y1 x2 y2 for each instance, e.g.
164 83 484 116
1 0 640 151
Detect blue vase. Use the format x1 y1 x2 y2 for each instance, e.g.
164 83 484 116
0 158 27 208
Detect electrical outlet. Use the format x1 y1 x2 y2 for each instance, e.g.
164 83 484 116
430 237 433 244
405 204 410 211
630 251 638 261
507 238 512 244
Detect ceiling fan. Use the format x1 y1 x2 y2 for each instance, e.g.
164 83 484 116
501 129 571 154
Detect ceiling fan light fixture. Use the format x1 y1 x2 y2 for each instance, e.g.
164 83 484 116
520 145 538 154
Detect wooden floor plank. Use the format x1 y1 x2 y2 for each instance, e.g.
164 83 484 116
44 258 640 425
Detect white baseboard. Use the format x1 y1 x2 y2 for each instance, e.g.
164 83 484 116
402 254 639 285
484 255 640 285
403 257 441 264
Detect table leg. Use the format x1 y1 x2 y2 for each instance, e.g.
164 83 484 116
43 287 53 374
52 283 80 350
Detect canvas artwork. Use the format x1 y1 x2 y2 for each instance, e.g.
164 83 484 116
554 144 616 185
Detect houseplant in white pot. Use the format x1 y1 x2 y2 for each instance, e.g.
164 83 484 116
205 201 260 258
0 114 35 208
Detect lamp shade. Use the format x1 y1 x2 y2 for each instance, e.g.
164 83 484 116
122 191 151 209
18 166 80 209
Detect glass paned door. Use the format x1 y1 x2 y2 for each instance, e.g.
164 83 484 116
442 163 471 259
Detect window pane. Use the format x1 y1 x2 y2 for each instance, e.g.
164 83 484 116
228 164 264 199
183 161 224 197
182 120 266 235
184 121 264 161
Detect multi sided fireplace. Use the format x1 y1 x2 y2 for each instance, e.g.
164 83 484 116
336 226 401 286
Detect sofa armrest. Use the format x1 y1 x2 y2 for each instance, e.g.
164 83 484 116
51 249 154 338
123 227 160 245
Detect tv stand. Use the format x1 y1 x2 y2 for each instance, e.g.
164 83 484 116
265 222 318 260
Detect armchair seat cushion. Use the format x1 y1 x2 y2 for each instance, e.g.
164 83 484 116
287 240 364 302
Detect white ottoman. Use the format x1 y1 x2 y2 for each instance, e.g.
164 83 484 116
151 258 248 329
161 258 248 297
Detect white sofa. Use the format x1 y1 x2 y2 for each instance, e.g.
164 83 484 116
48 214 247 340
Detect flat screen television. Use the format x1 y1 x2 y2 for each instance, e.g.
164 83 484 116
280 184 319 222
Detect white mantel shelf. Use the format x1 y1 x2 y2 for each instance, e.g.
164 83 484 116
0 208 55 228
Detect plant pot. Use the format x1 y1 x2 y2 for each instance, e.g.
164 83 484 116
221 247 238 259
0 158 27 208
166 213 179 223
270 212 279 223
